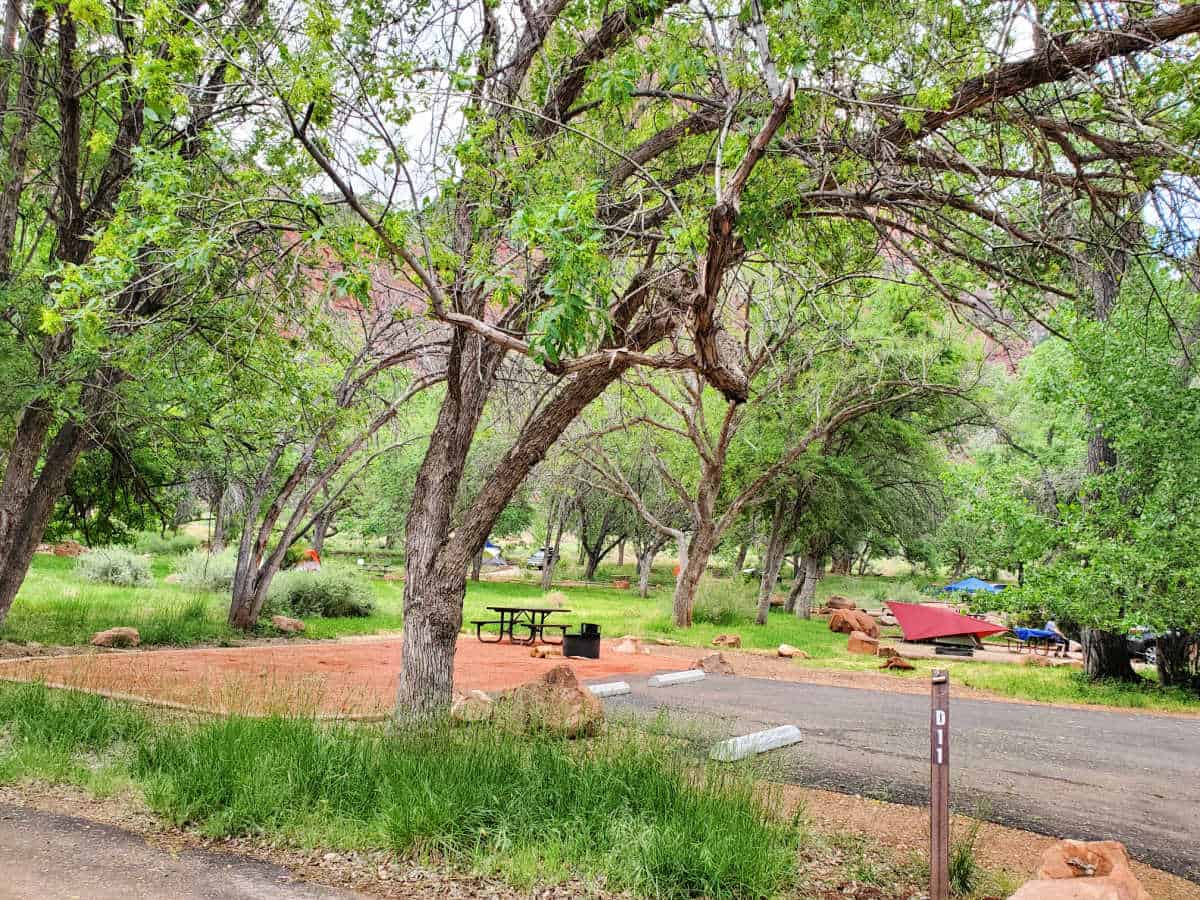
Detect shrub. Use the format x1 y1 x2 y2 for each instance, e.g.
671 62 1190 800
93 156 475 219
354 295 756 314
266 569 375 619
281 541 311 569
76 546 151 587
692 578 755 627
174 549 238 592
133 530 201 556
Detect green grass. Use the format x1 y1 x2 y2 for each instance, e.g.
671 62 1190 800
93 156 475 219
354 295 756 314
0 681 798 898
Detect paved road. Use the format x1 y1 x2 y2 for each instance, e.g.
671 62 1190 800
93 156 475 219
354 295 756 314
0 803 366 899
602 674 1200 881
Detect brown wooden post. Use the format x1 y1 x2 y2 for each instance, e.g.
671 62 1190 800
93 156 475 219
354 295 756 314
930 668 950 900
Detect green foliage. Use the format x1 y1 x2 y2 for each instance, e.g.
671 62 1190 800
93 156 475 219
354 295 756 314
691 578 756 627
75 547 152 588
173 549 238 593
133 531 201 556
265 569 376 619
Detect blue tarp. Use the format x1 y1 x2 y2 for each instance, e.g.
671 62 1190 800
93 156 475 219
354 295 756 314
942 577 1004 594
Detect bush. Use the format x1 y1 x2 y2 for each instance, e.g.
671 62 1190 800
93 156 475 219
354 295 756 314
692 578 755 627
133 530 201 556
266 569 375 619
174 549 238 592
281 541 311 569
76 546 151 587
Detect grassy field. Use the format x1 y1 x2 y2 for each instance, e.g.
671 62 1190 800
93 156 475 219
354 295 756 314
5 552 1199 714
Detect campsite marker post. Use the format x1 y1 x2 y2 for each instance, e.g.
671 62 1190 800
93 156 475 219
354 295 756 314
930 669 950 900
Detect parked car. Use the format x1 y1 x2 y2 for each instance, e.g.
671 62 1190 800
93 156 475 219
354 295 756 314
526 547 558 569
1126 628 1157 663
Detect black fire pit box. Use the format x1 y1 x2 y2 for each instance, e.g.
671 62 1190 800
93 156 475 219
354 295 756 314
564 623 601 658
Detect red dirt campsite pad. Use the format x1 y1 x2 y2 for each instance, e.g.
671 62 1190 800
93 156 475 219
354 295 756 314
0 637 696 717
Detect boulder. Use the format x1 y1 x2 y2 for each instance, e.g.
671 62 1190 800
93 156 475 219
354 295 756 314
711 633 742 648
271 615 306 633
827 595 856 610
692 652 734 674
876 645 900 659
529 644 562 659
1009 840 1149 900
828 609 879 639
777 643 800 658
90 627 140 648
880 656 915 671
450 690 494 723
613 636 641 654
847 631 880 655
497 664 603 738
53 540 86 557
877 613 898 627
653 637 679 646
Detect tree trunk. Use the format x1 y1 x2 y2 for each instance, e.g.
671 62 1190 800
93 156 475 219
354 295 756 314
617 538 625 566
733 541 749 573
541 514 565 591
583 549 603 581
672 526 714 628
636 547 656 598
754 500 788 625
210 491 226 554
1155 632 1199 692
1081 627 1139 682
795 554 820 619
471 550 483 581
311 510 329 556
830 548 852 576
790 552 801 579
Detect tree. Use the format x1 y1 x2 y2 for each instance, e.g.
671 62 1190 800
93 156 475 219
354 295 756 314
0 0 295 621
254 0 1200 714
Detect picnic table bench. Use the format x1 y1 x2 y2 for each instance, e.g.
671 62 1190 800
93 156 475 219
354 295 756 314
471 606 571 645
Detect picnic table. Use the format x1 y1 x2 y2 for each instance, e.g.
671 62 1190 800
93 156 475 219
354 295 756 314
471 606 572 645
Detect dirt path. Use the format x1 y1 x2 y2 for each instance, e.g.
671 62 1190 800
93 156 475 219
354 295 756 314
0 802 366 899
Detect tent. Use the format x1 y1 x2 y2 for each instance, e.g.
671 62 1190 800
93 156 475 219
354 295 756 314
941 576 1004 594
886 601 1007 643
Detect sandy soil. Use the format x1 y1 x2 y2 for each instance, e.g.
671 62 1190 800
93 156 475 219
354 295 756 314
0 636 698 716
774 784 1200 900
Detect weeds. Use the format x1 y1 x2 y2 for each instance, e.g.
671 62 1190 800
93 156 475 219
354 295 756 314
0 682 797 899
950 819 982 896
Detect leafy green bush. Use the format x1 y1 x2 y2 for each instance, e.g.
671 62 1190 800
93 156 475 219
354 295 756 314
266 569 375 618
174 549 238 592
692 578 755 627
134 530 201 556
75 546 151 587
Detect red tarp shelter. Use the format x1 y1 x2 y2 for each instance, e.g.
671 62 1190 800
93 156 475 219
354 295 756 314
886 601 1007 643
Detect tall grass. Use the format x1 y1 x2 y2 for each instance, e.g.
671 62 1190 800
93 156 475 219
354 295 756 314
0 683 797 898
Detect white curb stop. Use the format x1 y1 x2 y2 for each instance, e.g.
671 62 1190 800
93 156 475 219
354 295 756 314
588 681 632 697
709 725 803 762
647 669 706 687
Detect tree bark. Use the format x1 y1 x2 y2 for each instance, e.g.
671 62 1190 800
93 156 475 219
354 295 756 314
754 499 788 625
1155 632 1199 693
672 525 715 627
795 554 820 619
471 550 483 581
636 546 658 598
540 512 565 591
1081 627 1139 682
733 541 749 573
